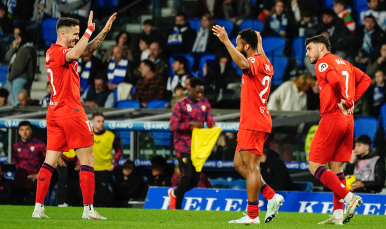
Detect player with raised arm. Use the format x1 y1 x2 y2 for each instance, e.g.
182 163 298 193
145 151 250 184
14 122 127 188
305 35 371 225
212 26 284 224
32 11 117 220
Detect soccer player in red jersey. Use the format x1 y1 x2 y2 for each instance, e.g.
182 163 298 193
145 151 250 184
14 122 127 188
212 26 284 224
305 35 371 225
32 11 117 220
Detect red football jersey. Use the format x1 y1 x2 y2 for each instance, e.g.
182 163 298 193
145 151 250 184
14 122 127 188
315 53 370 117
45 44 86 120
239 54 274 133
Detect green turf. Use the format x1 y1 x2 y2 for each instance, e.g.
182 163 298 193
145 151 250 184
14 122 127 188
0 206 383 228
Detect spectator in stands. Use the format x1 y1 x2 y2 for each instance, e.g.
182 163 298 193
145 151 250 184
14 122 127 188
167 56 191 99
260 143 292 190
306 80 320 110
353 15 385 66
148 41 169 80
195 0 223 18
40 82 51 107
5 26 36 106
345 135 385 193
170 84 185 109
78 54 103 92
191 13 221 57
203 49 239 101
0 88 9 106
305 9 352 75
211 132 237 160
58 0 90 33
17 89 39 107
0 3 13 37
133 60 166 108
297 11 318 37
360 0 386 31
107 45 135 88
0 163 12 204
367 70 386 117
113 160 143 207
267 74 315 111
367 43 386 78
92 112 122 207
222 0 251 24
32 0 60 21
146 156 171 187
165 12 196 55
102 31 133 63
10 121 46 205
333 0 355 34
138 38 150 62
132 20 161 62
171 165 212 188
286 0 317 24
81 73 114 108
11 0 35 27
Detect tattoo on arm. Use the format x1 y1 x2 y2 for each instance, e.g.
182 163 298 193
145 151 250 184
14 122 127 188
84 31 107 56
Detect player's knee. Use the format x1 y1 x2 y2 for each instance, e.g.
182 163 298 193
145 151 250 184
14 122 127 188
243 162 260 174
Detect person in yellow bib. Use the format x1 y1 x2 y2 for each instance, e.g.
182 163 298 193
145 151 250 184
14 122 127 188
91 112 122 207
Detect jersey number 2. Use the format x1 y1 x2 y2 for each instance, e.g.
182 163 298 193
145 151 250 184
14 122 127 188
342 71 349 98
47 68 57 95
259 76 271 104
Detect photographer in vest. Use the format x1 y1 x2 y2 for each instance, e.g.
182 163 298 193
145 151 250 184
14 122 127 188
92 112 122 207
345 135 385 193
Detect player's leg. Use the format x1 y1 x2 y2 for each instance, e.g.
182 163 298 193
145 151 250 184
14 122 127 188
262 177 284 223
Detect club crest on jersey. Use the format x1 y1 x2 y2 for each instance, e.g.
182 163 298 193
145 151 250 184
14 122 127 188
201 105 206 111
30 146 35 151
265 64 271 72
260 107 265 113
186 104 192 112
18 148 21 152
45 54 50 62
318 63 328 72
335 59 346 65
248 57 255 63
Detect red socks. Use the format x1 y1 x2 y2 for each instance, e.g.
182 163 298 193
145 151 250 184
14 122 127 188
35 163 54 204
247 201 259 219
314 167 349 199
260 184 275 200
79 165 95 205
334 172 346 211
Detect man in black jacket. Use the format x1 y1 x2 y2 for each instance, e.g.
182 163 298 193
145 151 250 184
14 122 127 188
260 143 292 190
165 12 196 55
345 135 385 193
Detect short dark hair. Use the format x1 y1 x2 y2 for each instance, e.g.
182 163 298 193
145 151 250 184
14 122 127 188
56 17 80 31
94 72 108 84
123 160 134 168
173 56 188 70
115 31 131 47
323 9 336 17
174 84 185 92
238 29 258 50
151 155 167 168
141 60 156 72
0 88 9 98
364 14 377 22
190 77 205 88
176 12 187 21
334 0 348 8
143 19 155 27
0 3 7 13
92 112 105 119
18 121 32 130
305 35 332 52
355 135 372 146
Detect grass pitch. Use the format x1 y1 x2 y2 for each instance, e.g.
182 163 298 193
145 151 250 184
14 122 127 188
0 206 383 228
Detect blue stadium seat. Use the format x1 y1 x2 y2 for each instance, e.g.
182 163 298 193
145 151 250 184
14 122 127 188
230 36 237 47
215 19 234 35
354 0 368 12
292 37 307 67
262 37 286 56
324 0 334 9
354 117 378 143
292 182 313 192
230 180 246 190
232 61 243 76
97 0 119 15
151 132 171 147
41 18 59 47
188 19 201 32
169 54 195 76
380 104 386 126
0 65 8 87
271 56 288 85
116 131 131 146
147 100 170 109
239 19 264 32
209 179 230 189
199 54 215 78
116 100 140 109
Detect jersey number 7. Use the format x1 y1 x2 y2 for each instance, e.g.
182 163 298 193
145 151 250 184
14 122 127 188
47 68 57 96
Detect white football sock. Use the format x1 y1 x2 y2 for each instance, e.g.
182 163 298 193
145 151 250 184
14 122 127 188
344 192 353 203
34 203 44 211
84 204 94 212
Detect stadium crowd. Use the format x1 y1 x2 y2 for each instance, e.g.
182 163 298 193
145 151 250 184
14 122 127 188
0 0 385 206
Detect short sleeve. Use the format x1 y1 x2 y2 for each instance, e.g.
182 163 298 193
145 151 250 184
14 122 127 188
243 56 260 76
316 61 335 79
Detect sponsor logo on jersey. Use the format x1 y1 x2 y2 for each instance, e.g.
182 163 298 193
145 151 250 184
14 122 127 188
335 59 346 65
45 54 50 62
248 57 255 63
49 101 58 106
318 63 328 72
186 104 192 112
265 64 271 72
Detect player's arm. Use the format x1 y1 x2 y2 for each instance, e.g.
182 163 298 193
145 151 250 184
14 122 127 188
212 25 249 70
65 11 96 62
112 137 122 167
205 103 215 128
353 67 371 102
82 12 117 57
255 31 269 61
169 102 191 131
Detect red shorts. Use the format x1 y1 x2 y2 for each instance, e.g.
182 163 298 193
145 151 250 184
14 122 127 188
47 115 94 152
236 129 269 156
309 116 354 163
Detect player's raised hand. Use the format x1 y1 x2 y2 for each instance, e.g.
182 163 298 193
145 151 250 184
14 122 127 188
337 99 348 115
212 25 229 44
255 31 262 46
88 11 95 31
102 12 117 33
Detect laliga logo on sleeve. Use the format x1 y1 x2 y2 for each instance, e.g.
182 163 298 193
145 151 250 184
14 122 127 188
318 63 328 72
248 57 255 63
